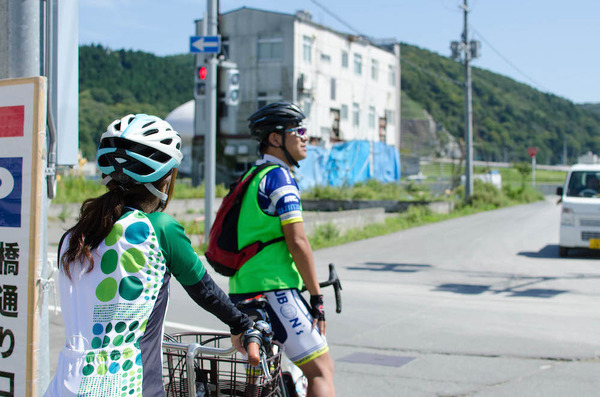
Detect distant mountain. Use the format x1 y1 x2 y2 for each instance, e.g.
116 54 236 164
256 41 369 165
78 45 194 158
580 103 600 114
399 43 600 165
77 44 600 165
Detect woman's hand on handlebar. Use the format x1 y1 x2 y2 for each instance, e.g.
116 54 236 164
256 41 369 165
231 332 247 355
241 328 262 367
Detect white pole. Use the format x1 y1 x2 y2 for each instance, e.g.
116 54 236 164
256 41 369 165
204 0 218 237
532 155 536 187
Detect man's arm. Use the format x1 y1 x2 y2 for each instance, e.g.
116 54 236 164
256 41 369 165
282 221 326 335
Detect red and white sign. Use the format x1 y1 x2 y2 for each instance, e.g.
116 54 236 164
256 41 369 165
0 77 46 397
527 147 538 158
0 106 25 137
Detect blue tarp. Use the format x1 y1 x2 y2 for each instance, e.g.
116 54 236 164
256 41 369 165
296 140 401 191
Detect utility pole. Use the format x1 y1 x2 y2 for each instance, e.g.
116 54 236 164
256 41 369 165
205 0 218 237
462 0 473 203
451 0 480 203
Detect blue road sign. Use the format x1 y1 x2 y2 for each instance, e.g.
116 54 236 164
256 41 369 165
0 157 22 228
190 36 221 53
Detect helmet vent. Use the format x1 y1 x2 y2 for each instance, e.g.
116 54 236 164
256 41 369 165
115 157 127 164
143 129 159 136
176 142 181 150
142 121 155 129
114 122 122 131
160 138 173 145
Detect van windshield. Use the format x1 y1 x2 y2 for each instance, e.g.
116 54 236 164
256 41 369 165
567 171 600 197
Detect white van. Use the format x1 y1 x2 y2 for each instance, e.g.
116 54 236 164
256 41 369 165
557 163 600 257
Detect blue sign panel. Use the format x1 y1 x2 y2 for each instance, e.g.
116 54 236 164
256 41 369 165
0 158 22 228
190 36 221 53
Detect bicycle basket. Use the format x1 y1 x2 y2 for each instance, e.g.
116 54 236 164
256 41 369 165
162 332 283 397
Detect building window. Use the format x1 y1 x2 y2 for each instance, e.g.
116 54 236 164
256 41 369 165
386 109 395 125
341 104 348 120
368 106 376 129
352 103 360 126
389 64 396 86
371 59 379 81
257 35 283 61
303 36 312 63
341 51 348 68
330 78 336 100
354 54 362 75
303 99 312 116
321 53 331 63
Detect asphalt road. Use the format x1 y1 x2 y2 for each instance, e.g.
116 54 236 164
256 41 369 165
47 196 600 396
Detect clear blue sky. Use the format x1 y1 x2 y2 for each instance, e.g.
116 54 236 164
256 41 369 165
80 0 600 104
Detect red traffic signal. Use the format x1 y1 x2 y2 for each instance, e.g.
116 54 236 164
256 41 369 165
197 66 208 80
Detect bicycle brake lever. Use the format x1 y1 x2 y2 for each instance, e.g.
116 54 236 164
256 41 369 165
259 350 272 380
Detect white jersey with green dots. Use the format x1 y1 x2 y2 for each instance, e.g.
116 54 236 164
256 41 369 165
45 209 206 397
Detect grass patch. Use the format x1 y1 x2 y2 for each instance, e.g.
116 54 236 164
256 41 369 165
308 180 544 251
54 175 230 203
54 176 107 204
419 160 567 185
172 179 229 200
303 179 436 201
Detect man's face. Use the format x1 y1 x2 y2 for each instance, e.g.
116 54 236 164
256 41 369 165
283 126 309 162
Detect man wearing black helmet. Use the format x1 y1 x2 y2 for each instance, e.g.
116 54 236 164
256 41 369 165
228 102 336 396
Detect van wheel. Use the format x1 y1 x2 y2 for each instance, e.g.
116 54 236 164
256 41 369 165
559 246 568 257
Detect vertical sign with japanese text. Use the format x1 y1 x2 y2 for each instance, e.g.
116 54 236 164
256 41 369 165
0 77 46 397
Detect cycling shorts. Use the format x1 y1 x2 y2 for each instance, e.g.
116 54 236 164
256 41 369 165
231 289 329 366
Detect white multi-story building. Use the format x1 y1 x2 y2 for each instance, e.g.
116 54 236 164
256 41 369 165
214 7 401 147
169 7 401 179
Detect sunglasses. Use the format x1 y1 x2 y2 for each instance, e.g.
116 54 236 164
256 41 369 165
286 126 308 137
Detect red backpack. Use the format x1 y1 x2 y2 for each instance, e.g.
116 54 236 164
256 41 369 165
205 163 285 276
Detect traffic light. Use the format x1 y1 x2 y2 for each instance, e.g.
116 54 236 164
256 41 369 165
223 68 240 106
194 65 207 98
198 66 207 80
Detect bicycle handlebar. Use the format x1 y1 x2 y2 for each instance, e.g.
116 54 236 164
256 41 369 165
163 332 268 378
302 263 343 314
162 339 237 356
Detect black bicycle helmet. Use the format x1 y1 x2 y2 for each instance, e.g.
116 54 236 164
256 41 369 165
248 102 306 167
248 102 305 142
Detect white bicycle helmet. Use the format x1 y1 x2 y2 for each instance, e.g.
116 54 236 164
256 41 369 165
97 114 183 204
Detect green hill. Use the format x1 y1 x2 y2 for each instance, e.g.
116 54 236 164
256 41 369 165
77 44 600 164
580 103 600 114
400 44 600 164
78 45 194 158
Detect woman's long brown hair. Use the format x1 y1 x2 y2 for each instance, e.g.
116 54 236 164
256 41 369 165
60 169 177 279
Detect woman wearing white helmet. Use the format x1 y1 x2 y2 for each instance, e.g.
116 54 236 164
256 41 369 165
45 114 257 396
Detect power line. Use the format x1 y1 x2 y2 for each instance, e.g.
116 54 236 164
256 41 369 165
307 0 364 37
471 28 551 93
307 0 462 88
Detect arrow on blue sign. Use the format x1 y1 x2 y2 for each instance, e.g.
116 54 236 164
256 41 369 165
190 36 221 53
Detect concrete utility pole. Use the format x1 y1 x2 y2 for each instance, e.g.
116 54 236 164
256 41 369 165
462 0 474 202
3 0 41 78
451 0 480 203
204 0 218 237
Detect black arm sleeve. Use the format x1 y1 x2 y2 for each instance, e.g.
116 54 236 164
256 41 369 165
182 272 253 335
